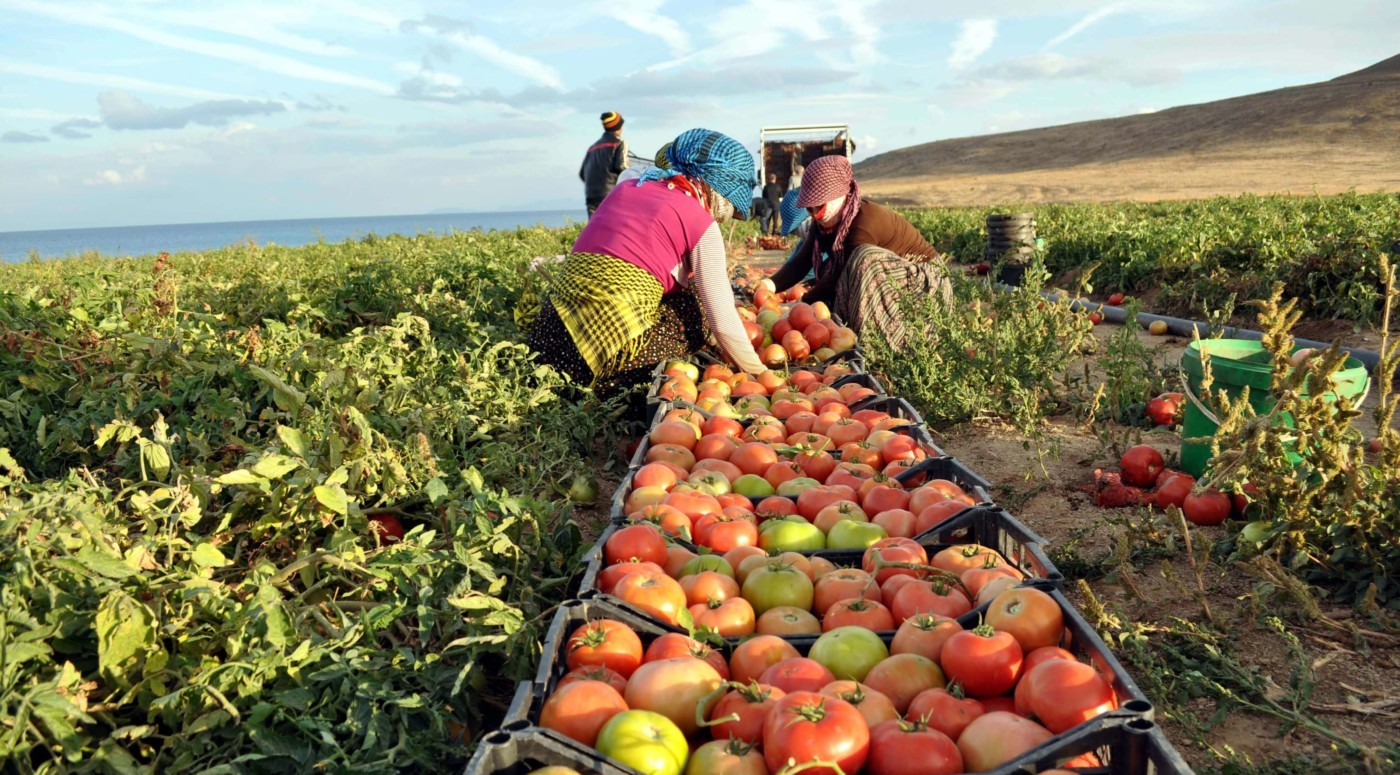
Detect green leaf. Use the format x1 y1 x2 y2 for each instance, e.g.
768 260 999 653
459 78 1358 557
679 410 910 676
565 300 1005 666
252 454 299 480
277 425 311 458
424 477 450 505
75 547 139 579
314 484 349 515
138 439 172 480
192 543 230 569
248 364 307 412
217 469 268 486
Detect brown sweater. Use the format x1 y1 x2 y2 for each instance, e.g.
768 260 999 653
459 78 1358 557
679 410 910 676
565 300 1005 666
771 199 938 304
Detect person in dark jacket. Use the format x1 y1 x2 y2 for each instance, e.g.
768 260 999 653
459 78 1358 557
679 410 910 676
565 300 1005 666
761 173 784 234
579 111 629 217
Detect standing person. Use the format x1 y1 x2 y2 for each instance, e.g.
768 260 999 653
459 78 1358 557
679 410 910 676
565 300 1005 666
579 111 628 217
769 155 950 349
790 163 804 189
761 172 784 235
531 128 765 395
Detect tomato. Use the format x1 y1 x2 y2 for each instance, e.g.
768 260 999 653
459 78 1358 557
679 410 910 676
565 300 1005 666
820 680 899 728
685 738 768 775
890 580 972 623
1154 473 1195 510
762 692 870 775
813 499 869 533
808 626 890 682
556 664 628 695
813 568 881 615
1120 444 1165 487
873 507 917 538
730 635 801 684
865 719 963 775
597 560 666 595
1183 489 1232 526
539 680 628 746
757 606 822 635
694 513 759 553
664 489 722 520
1022 646 1077 673
678 554 735 578
960 555 1022 597
1147 393 1182 426
890 614 961 662
822 598 896 631
862 653 946 714
797 483 859 520
644 632 728 677
863 538 929 585
612 571 688 626
742 560 815 615
929 544 991 576
862 484 911 516
596 709 689 775
367 514 404 543
940 624 1024 698
759 657 836 694
984 586 1064 652
690 597 757 637
566 619 643 678
647 443 697 471
625 657 724 736
651 420 701 450
708 682 787 743
680 570 741 607
956 711 1054 772
664 545 698 578
907 685 985 740
1015 658 1118 732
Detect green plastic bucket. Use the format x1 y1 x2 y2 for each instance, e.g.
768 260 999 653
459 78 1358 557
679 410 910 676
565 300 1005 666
1179 340 1370 477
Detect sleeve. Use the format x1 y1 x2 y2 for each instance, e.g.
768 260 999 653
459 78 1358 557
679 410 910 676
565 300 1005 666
579 153 587 182
611 140 629 174
691 223 767 375
770 236 814 291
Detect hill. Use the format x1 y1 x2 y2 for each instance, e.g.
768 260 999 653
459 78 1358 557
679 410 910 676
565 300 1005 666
856 55 1400 206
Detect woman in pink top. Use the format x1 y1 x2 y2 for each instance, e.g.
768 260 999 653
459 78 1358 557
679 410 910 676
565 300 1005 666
529 128 765 394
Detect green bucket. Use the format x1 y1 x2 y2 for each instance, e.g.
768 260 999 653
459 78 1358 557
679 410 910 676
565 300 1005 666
1179 340 1370 477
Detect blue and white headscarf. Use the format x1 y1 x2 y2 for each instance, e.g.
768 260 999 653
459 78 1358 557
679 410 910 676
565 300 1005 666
779 188 809 236
638 128 757 219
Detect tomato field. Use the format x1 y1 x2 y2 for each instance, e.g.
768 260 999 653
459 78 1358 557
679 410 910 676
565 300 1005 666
3 191 1398 774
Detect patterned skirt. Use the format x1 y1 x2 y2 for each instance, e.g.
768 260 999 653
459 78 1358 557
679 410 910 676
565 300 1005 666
528 253 707 396
834 244 953 351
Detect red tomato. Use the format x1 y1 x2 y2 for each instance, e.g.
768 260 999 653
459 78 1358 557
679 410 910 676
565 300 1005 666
1154 473 1195 510
596 560 666 594
603 523 669 567
863 538 930 584
565 619 643 678
556 664 628 695
708 681 786 743
694 513 759 553
759 657 836 694
940 625 1024 698
367 514 404 543
890 581 972 623
813 568 881 615
906 686 985 741
1183 489 1232 526
762 691 871 775
612 570 688 626
625 657 724 736
1022 646 1077 673
984 586 1065 652
957 712 1054 772
1120 444 1165 487
819 681 900 729
865 719 963 775
890 614 961 663
1015 659 1118 732
960 555 1022 597
822 598 896 631
929 543 992 576
1107 292 1126 306
730 635 801 684
643 632 728 678
680 570 741 607
539 680 627 746
1147 393 1182 426
862 653 946 715
690 597 757 637
861 484 911 516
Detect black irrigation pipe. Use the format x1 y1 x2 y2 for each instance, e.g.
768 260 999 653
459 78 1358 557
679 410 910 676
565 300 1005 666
999 284 1385 371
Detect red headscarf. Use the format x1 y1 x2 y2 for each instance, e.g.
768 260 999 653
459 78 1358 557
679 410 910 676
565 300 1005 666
796 155 861 280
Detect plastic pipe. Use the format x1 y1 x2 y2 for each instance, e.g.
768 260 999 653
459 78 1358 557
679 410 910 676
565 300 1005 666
997 284 1384 371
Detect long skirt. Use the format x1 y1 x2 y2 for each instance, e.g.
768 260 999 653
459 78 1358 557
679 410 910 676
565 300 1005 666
834 244 952 351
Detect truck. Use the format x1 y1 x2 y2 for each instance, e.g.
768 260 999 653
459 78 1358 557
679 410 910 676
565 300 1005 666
758 124 855 192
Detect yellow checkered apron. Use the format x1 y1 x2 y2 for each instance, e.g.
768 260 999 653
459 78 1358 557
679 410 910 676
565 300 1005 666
546 253 663 385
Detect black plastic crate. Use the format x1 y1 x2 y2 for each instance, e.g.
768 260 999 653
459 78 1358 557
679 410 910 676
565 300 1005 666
989 715 1193 775
892 455 993 505
580 505 1062 639
464 724 635 775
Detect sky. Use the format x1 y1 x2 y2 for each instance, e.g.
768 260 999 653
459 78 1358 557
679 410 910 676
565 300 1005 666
0 0 1396 232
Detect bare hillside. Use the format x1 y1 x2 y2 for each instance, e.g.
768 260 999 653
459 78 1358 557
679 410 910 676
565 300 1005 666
857 55 1400 206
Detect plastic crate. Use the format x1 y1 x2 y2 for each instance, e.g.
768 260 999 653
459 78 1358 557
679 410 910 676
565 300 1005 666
892 455 993 504
989 715 1194 775
464 724 635 775
579 505 1062 638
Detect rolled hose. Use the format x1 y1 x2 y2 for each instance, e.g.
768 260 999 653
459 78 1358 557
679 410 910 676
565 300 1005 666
1000 285 1384 371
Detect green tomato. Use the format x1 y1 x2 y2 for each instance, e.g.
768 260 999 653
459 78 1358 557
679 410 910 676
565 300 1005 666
775 477 821 497
567 473 599 504
742 562 815 615
809 625 890 682
665 360 700 381
826 520 888 550
1239 520 1271 547
732 474 776 498
758 519 825 553
757 309 781 331
679 554 735 578
687 470 731 496
596 710 688 775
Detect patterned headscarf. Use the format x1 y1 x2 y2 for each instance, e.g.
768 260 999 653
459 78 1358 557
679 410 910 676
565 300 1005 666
653 143 673 170
796 155 861 260
780 188 809 236
638 128 757 219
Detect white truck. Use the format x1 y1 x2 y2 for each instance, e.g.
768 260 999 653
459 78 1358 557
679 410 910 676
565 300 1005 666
758 124 855 192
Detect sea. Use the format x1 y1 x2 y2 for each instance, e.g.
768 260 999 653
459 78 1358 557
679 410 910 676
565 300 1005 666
0 210 586 262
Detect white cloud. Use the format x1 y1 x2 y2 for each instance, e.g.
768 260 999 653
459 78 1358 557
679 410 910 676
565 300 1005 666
948 19 997 70
85 164 146 186
597 0 690 57
1044 3 1123 50
406 17 566 91
0 60 253 101
0 107 94 121
647 0 883 73
1 0 395 94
